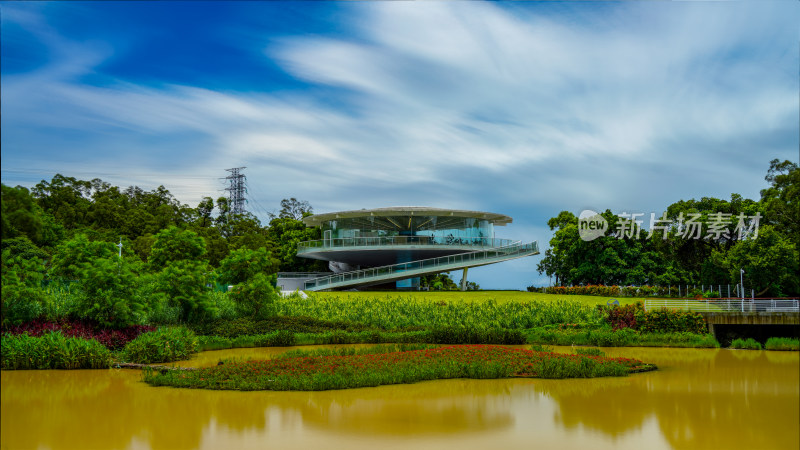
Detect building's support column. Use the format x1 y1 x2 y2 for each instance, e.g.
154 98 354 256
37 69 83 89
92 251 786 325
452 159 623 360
460 268 469 291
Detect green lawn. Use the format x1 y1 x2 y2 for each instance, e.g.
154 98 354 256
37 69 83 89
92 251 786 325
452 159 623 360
311 290 640 306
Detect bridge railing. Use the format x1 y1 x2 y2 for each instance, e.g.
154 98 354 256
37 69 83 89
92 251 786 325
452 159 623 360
644 298 800 313
297 237 517 253
304 241 538 291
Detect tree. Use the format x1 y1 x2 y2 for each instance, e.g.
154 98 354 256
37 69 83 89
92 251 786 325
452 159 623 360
1 184 64 248
421 273 458 290
195 197 215 229
1 236 50 263
266 216 326 272
158 260 215 323
1 249 47 327
760 159 799 247
50 234 117 280
216 247 279 286
711 225 799 297
148 226 213 322
229 272 278 319
148 226 207 271
278 198 313 220
76 257 143 328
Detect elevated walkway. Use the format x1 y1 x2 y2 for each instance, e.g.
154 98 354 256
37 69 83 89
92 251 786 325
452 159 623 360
304 241 539 291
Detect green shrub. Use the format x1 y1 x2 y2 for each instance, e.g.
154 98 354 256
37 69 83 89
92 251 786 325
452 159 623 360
229 273 278 320
197 335 234 351
765 337 800 351
535 354 627 379
191 315 377 338
254 330 295 347
41 287 80 322
639 309 706 334
75 257 143 328
602 303 642 330
122 327 198 364
2 249 47 327
602 303 707 335
525 327 719 348
529 343 554 352
210 291 238 321
1 331 112 370
730 338 762 350
574 347 605 357
191 317 264 337
427 326 526 345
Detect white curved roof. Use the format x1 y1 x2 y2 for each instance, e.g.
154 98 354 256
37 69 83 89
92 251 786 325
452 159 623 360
302 206 512 227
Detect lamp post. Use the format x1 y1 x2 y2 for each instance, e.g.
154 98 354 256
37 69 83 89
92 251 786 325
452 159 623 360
740 268 745 312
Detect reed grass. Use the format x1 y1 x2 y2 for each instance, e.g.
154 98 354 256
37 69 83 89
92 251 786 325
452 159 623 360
730 338 762 350
1 331 112 370
121 327 199 364
764 337 799 351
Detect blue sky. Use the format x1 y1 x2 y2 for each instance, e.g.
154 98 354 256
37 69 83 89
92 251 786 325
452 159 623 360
2 1 798 289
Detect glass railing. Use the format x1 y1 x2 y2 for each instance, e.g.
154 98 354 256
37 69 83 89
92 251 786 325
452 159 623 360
297 236 517 253
276 272 331 278
304 241 539 290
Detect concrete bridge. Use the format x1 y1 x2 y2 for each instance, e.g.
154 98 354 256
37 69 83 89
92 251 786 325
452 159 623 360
700 311 799 336
643 298 799 341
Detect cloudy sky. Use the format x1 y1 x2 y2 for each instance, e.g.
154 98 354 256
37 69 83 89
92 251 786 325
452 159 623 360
2 1 798 289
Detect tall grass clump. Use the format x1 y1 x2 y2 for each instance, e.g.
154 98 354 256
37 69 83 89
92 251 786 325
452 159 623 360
1 331 112 370
730 338 762 350
764 337 800 351
535 354 627 379
574 347 605 357
122 327 198 364
526 327 719 348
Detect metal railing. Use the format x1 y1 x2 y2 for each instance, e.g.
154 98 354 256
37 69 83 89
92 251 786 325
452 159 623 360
644 298 800 313
304 241 539 291
297 236 517 253
276 272 331 279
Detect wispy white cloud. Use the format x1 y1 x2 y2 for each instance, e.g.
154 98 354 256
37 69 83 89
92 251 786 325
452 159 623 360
2 1 797 288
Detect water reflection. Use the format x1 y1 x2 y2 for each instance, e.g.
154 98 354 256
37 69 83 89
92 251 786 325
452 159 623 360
1 347 798 450
537 347 799 450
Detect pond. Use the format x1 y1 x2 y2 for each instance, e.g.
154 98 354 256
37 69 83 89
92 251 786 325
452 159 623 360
2 346 798 450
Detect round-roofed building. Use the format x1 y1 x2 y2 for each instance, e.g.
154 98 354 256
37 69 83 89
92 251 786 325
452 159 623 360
281 207 539 291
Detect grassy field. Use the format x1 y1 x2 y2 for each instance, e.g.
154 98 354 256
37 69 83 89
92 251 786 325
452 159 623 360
310 291 724 311
312 290 639 306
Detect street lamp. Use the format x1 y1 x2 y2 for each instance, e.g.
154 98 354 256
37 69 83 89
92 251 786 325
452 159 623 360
740 268 745 312
740 268 745 300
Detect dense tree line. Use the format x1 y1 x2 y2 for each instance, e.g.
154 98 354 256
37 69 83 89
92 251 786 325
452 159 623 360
1 174 326 328
536 159 799 297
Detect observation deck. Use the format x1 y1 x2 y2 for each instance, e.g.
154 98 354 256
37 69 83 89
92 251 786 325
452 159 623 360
292 206 537 290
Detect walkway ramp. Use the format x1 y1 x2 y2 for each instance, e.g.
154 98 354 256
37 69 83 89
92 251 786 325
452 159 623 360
304 241 539 291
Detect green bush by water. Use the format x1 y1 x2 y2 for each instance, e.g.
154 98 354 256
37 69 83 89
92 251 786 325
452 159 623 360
526 327 719 348
122 327 198 364
730 338 762 350
764 337 799 351
574 347 606 357
1 331 112 370
197 330 296 351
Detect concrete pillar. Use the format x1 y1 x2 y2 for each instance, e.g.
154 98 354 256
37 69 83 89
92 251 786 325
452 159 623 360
460 268 469 291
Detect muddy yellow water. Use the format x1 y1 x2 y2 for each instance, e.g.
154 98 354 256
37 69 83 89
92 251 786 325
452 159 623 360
2 346 798 450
